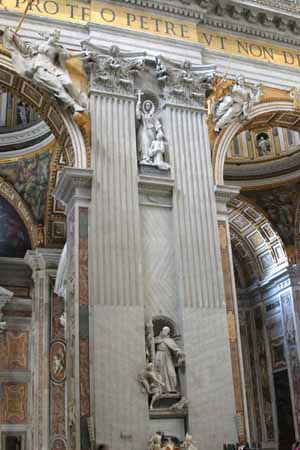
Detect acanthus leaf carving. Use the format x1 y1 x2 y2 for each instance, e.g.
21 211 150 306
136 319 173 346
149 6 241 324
155 55 216 107
82 40 146 94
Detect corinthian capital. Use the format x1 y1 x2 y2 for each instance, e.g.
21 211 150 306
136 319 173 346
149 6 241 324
82 39 146 95
155 55 216 107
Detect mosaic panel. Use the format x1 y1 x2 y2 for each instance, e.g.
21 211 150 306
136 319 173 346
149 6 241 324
0 195 31 257
0 150 52 222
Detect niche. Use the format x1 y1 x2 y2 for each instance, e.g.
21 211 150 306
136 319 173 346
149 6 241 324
1 433 26 450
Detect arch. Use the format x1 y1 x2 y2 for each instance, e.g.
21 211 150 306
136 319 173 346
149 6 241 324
213 101 299 185
0 175 36 247
229 197 288 284
152 315 178 338
0 53 88 169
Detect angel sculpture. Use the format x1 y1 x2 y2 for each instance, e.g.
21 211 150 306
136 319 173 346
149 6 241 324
155 56 216 104
138 362 165 409
136 90 159 163
213 75 262 133
2 28 88 114
82 40 146 92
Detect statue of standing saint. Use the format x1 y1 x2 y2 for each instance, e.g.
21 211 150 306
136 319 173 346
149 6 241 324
136 90 157 163
154 326 185 393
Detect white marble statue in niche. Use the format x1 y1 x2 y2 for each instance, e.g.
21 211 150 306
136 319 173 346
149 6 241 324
139 322 185 409
154 326 185 393
2 28 87 114
213 75 262 133
136 91 170 170
256 133 271 156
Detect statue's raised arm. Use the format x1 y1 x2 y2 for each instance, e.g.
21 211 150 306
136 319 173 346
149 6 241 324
2 28 87 114
2 27 36 78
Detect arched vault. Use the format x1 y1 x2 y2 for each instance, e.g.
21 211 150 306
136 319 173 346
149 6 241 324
229 197 288 285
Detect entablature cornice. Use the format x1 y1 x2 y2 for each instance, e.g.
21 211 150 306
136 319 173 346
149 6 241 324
112 0 300 46
200 0 300 46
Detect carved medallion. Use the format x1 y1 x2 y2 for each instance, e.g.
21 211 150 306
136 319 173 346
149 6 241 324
50 341 66 383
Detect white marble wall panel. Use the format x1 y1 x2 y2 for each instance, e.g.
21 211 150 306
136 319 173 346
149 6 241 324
92 306 149 450
140 205 177 321
183 309 237 446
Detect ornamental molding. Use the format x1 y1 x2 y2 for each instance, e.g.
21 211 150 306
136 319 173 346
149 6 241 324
25 248 62 272
53 167 93 210
200 0 300 46
0 121 51 148
112 0 209 20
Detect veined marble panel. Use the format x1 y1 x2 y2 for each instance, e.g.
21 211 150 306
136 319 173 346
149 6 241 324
141 205 176 321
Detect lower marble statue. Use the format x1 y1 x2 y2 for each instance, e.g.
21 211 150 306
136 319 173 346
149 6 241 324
139 322 186 410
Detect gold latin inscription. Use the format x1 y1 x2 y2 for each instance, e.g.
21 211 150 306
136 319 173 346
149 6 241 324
2 0 300 70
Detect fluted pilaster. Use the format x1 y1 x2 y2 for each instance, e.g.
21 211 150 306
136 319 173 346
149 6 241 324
89 91 148 450
162 103 237 449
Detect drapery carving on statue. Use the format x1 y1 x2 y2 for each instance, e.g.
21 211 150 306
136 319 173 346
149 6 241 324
155 55 215 107
54 244 67 299
139 321 185 410
154 326 185 392
212 75 263 133
136 91 170 171
2 28 88 115
82 39 146 94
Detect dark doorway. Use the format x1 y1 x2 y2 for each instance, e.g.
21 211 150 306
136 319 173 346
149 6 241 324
274 370 295 450
4 436 22 450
